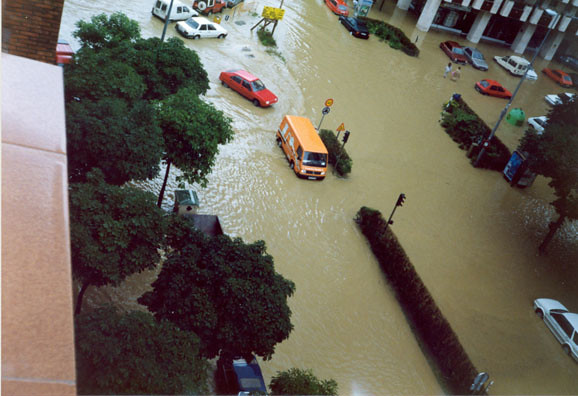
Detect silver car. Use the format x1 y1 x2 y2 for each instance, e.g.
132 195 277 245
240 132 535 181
464 47 488 71
534 298 578 361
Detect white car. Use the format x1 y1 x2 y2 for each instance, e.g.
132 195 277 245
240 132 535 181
493 55 537 80
527 116 548 134
534 298 578 362
152 0 198 21
544 92 576 106
175 17 228 39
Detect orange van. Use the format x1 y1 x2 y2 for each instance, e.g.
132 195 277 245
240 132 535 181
276 115 328 180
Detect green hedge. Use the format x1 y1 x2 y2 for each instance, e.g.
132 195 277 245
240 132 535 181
362 17 419 57
441 96 511 171
319 129 352 176
355 207 478 395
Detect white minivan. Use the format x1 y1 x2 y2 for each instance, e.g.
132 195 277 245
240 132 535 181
152 0 198 21
493 55 537 80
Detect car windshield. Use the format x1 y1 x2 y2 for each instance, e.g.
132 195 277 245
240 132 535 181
472 51 483 59
251 79 265 92
186 19 199 29
480 80 490 88
563 76 571 82
536 119 546 127
303 152 327 167
453 48 464 55
338 5 347 11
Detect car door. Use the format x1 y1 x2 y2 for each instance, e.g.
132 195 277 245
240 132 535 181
230 75 243 94
547 312 569 344
206 24 218 37
241 80 253 100
199 24 208 37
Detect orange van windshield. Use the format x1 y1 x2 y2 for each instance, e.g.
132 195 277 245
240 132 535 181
303 152 327 167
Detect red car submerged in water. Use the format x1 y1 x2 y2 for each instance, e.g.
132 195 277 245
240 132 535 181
325 0 349 16
542 68 573 87
440 41 468 65
219 69 278 107
475 79 512 99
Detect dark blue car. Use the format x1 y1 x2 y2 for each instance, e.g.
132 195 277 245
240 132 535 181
338 16 369 39
558 55 578 72
217 355 267 394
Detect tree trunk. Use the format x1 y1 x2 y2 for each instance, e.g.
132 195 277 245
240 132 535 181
539 214 566 255
75 281 90 316
157 159 172 208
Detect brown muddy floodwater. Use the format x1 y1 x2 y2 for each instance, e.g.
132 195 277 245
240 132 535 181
60 0 578 394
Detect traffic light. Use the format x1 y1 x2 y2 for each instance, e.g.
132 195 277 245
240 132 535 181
396 193 406 207
342 130 350 144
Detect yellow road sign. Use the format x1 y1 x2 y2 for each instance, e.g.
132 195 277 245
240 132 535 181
262 6 285 20
336 123 345 132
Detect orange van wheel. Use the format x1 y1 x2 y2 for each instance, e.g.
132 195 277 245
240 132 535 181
290 161 294 169
276 138 282 147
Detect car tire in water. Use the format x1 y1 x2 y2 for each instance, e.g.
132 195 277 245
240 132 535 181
290 161 294 170
193 35 200 39
218 34 225 39
535 309 544 319
253 99 260 107
276 138 282 147
350 31 353 36
222 81 229 88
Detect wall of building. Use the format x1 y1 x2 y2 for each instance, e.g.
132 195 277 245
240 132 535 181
2 0 66 64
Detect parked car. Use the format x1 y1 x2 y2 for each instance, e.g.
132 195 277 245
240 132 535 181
193 0 226 15
534 298 578 362
527 116 548 134
176 16 228 39
494 55 537 80
558 54 578 72
338 16 369 39
56 40 74 65
439 41 468 64
542 68 573 87
219 69 278 107
544 92 576 106
474 79 512 99
216 355 267 394
152 0 198 21
226 0 243 8
325 0 349 16
463 47 488 71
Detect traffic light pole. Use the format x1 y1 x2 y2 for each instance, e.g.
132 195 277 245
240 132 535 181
473 11 560 167
384 193 406 232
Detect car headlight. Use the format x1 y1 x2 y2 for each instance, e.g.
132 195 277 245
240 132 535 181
266 101 270 105
321 171 325 175
301 169 306 174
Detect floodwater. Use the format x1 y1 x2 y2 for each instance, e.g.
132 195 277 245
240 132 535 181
60 0 578 394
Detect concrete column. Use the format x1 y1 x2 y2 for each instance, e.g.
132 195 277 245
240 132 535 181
466 11 491 43
416 0 442 32
539 30 564 60
511 23 537 54
396 0 412 11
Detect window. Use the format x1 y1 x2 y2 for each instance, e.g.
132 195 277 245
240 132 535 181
552 313 574 337
497 87 504 92
156 1 162 8
161 3 167 11
296 146 303 160
200 25 207 31
177 6 182 13
573 331 578 345
303 152 327 167
281 123 289 139
242 81 252 91
231 76 242 84
480 80 490 88
251 80 265 92
183 6 189 11
553 71 561 78
208 25 216 30
186 19 199 29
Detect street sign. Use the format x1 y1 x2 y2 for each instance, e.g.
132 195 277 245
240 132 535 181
325 98 334 107
336 123 345 132
322 106 330 115
262 6 285 20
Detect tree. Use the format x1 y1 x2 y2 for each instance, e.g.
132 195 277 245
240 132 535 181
70 170 167 314
64 13 211 185
269 368 338 395
138 217 295 360
75 306 209 395
519 99 578 253
156 88 234 206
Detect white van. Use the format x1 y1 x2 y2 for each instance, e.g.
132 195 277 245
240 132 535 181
152 0 198 21
493 55 537 80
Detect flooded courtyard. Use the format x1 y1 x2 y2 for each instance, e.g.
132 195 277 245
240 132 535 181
60 0 578 394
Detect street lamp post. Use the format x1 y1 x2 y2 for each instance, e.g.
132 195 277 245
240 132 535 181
160 0 175 43
474 9 562 167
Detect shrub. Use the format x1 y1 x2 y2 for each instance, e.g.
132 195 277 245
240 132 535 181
257 28 276 47
319 129 352 176
363 17 419 57
270 368 338 395
355 207 478 395
441 96 511 171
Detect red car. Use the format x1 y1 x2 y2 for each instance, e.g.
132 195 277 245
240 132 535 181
475 79 512 99
193 0 226 15
325 0 349 16
56 40 74 65
219 70 278 107
542 68 573 87
440 41 468 65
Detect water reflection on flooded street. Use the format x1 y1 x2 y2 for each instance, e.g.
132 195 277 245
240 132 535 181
61 0 578 393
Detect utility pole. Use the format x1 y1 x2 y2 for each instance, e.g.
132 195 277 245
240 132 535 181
474 10 561 167
160 0 175 43
384 193 406 232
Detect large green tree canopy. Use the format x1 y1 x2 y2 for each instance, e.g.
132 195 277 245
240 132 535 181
64 12 211 185
519 98 578 251
139 217 295 360
70 169 167 313
75 306 209 395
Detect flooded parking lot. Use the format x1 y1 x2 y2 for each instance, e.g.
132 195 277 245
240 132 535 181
60 0 578 393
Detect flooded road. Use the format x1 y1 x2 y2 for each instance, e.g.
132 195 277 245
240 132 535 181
60 0 578 394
